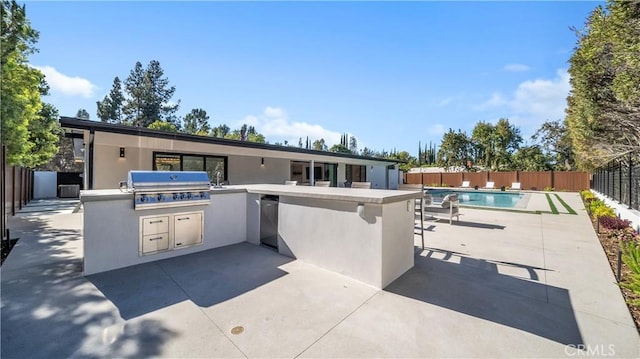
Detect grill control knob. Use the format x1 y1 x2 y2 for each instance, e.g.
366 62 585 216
157 194 164 201
140 195 148 202
179 193 185 200
187 193 193 199
173 193 179 200
199 192 205 199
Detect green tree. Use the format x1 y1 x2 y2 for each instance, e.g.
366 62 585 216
566 1 640 169
147 120 178 132
471 121 495 168
96 77 125 124
493 118 522 170
387 150 417 172
76 108 90 120
211 124 230 138
437 129 472 171
329 143 351 153
224 124 266 143
511 145 552 171
312 138 327 151
1 0 60 166
532 120 574 170
123 60 180 127
183 108 210 135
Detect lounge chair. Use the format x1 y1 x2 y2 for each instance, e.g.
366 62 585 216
511 182 521 190
314 181 330 187
284 180 297 185
461 181 470 188
424 193 460 224
351 182 371 189
484 181 495 189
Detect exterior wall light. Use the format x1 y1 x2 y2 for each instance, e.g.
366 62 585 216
261 157 265 166
119 147 125 158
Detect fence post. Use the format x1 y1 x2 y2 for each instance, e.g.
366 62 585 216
619 161 623 203
11 166 15 216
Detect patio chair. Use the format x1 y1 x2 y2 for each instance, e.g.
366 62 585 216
351 182 371 189
511 182 521 190
399 184 426 249
461 181 470 188
284 180 297 185
484 181 495 189
424 193 460 224
314 181 330 187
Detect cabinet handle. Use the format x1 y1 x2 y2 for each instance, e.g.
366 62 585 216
149 220 163 224
148 237 163 241
177 217 190 221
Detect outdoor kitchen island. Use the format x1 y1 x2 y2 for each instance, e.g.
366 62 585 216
81 184 420 289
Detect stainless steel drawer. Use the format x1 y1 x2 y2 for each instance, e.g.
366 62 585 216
141 233 169 254
142 216 169 235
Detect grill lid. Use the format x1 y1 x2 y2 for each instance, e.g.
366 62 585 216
127 171 210 191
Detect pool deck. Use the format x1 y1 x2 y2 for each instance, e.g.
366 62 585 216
1 193 639 358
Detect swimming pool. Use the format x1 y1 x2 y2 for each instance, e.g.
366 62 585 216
426 189 525 208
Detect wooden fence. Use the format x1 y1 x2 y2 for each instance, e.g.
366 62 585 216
403 170 590 192
2 145 34 242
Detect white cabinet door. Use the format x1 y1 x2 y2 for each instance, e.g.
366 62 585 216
174 212 203 248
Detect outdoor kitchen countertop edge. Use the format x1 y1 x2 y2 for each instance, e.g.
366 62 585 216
232 184 421 204
79 187 247 202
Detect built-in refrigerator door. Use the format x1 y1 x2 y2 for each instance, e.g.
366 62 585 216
260 197 279 248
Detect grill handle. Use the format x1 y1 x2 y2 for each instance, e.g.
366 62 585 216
148 237 163 241
177 217 190 221
149 220 164 224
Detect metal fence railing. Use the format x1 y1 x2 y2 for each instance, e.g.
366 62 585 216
592 155 640 211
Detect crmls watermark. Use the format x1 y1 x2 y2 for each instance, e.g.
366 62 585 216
564 344 616 356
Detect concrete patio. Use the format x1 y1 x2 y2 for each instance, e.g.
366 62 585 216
2 192 639 358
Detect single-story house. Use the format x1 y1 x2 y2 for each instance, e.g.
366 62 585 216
59 117 402 190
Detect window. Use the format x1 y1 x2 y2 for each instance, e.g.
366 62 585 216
153 152 227 183
346 164 367 183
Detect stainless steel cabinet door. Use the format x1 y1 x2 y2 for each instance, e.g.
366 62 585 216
174 212 203 248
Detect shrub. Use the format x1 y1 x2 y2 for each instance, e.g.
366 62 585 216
544 186 555 191
590 199 616 218
621 240 640 306
599 216 631 230
581 190 596 202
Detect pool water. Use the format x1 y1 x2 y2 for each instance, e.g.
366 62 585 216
426 189 524 208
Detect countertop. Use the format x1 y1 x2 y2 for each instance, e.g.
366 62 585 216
232 184 421 204
80 185 421 204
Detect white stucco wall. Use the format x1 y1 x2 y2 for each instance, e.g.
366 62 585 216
276 195 414 288
33 171 57 199
82 191 247 275
369 166 387 189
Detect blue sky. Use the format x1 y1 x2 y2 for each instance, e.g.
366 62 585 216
26 1 600 155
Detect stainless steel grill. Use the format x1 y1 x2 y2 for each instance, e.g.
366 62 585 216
124 171 211 210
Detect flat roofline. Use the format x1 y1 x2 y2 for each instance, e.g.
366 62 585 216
59 117 402 164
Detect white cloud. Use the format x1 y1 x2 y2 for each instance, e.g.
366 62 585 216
510 69 570 122
473 92 507 110
264 106 286 119
473 69 570 132
32 65 97 98
504 64 531 72
238 106 342 146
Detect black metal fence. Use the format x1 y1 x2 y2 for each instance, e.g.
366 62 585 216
591 154 640 211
